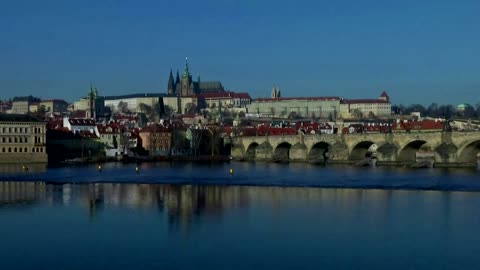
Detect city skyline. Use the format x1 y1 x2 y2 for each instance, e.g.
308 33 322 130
1 0 479 105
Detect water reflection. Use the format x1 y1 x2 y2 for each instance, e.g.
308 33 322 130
3 181 480 269
0 163 47 174
1 181 477 233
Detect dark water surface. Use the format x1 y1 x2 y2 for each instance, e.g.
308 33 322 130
1 162 480 269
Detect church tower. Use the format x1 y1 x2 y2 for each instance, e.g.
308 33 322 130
175 70 180 86
181 57 193 96
379 91 390 102
167 69 175 95
87 84 96 120
271 85 281 99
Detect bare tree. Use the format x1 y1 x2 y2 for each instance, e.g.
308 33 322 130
185 103 197 114
208 126 223 156
117 101 129 113
138 103 152 116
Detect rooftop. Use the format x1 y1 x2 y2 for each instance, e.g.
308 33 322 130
254 97 342 102
343 99 390 104
105 93 167 100
0 114 43 122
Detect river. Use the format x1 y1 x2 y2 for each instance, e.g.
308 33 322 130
0 162 479 269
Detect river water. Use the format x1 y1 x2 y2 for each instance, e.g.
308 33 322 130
1 162 480 269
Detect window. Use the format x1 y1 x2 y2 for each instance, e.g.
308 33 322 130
19 148 22 152
2 148 4 152
14 128 17 133
14 137 17 143
8 148 11 153
24 148 27 152
14 147 17 152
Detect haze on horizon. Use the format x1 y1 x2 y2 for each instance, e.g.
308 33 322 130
0 0 479 106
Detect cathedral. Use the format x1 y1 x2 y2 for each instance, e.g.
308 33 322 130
167 58 224 96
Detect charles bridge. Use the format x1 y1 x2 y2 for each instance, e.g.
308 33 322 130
230 131 480 166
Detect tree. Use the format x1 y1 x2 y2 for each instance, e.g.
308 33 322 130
171 127 189 155
112 135 118 149
208 126 223 156
426 103 439 117
117 101 129 113
187 127 205 156
391 104 406 115
238 111 246 118
288 111 301 120
164 105 173 116
367 111 376 119
461 105 476 118
138 103 152 116
270 107 275 117
185 103 197 114
352 109 362 119
328 112 334 121
438 105 456 119
405 104 426 116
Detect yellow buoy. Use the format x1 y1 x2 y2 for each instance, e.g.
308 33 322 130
229 168 234 175
135 165 139 173
98 164 102 172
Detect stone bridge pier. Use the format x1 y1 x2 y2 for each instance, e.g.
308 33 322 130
231 131 480 167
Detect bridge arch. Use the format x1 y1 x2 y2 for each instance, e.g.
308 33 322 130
397 140 427 163
457 139 480 164
308 142 330 163
349 141 375 161
245 142 259 161
273 142 292 162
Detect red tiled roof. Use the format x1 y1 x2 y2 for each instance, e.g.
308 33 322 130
70 110 88 119
41 99 69 103
232 92 251 99
47 119 63 129
344 99 390 104
69 118 96 126
196 91 252 99
97 124 122 134
254 97 341 102
139 124 171 133
379 91 389 98
80 130 98 139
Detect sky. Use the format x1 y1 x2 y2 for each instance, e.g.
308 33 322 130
0 0 479 105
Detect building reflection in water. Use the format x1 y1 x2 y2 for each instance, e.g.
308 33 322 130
0 163 47 174
0 181 463 234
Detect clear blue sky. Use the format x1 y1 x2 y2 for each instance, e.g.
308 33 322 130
0 0 479 105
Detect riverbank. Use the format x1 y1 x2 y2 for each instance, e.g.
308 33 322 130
59 155 232 165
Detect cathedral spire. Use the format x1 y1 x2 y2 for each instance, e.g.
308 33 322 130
175 69 180 85
168 69 175 94
182 57 190 78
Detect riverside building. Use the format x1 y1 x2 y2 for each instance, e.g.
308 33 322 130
0 114 47 163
